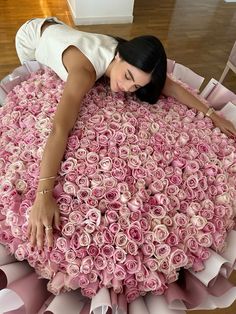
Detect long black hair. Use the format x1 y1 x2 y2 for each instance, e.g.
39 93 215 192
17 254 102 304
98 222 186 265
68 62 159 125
114 35 167 104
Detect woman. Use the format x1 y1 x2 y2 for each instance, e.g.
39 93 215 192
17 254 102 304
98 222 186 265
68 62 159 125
15 17 236 251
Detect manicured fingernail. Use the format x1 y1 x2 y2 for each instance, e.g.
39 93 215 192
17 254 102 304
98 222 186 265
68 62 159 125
30 247 34 252
49 247 52 252
39 249 42 254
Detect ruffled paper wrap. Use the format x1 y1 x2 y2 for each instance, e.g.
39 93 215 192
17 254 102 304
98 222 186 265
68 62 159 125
0 61 236 314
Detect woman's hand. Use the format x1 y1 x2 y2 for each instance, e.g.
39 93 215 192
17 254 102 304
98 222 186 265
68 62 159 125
211 113 236 138
27 194 60 251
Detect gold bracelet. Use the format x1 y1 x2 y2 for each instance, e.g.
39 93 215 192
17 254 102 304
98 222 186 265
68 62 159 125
205 107 215 117
39 176 56 182
37 188 53 195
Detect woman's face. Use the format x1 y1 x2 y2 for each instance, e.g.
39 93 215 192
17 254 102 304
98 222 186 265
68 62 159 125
108 54 151 93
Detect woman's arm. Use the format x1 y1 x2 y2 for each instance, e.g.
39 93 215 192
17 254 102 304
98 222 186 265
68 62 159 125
28 48 96 250
163 76 236 137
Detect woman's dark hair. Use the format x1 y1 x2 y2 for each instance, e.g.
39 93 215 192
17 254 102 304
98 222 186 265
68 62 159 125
114 35 167 104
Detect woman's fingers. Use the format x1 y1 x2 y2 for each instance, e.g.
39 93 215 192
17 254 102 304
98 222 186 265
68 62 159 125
45 226 54 249
30 225 37 247
54 210 60 230
27 222 32 238
36 224 45 250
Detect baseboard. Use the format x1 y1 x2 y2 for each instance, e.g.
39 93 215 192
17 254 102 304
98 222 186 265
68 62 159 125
72 15 133 25
67 0 133 25
224 0 236 2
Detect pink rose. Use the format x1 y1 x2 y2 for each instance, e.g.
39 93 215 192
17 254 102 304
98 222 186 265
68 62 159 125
87 244 100 257
190 215 207 229
114 264 126 280
107 146 118 158
142 242 155 257
127 241 138 256
170 249 188 268
127 197 143 211
84 223 96 234
191 257 205 272
49 250 63 264
65 249 76 263
115 232 128 247
86 152 99 164
185 160 200 173
80 256 94 274
151 205 166 219
127 155 142 169
89 271 98 283
143 272 162 292
105 210 119 224
203 222 216 233
125 288 140 303
132 167 147 180
166 232 179 246
111 167 127 181
75 148 87 160
124 254 141 274
101 244 115 258
109 222 120 234
130 210 141 222
197 233 213 247
93 231 105 246
169 174 182 186
91 186 106 199
15 244 27 261
84 165 97 176
127 222 143 244
155 243 171 259
144 258 159 271
153 224 169 242
86 208 101 226
173 213 189 227
124 274 137 288
199 209 214 220
60 157 77 174
149 180 164 193
56 237 69 252
62 223 76 237
113 247 127 263
99 157 112 171
186 237 199 253
67 263 80 278
105 188 120 202
166 184 179 195
94 255 107 270
76 247 87 259
198 247 211 260
162 215 173 227
186 174 199 189
76 175 89 187
79 232 91 247
103 176 118 189
118 145 130 159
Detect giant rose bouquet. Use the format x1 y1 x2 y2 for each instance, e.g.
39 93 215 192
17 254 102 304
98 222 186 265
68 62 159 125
0 68 235 302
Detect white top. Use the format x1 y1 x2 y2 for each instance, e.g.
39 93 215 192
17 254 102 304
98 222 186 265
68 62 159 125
35 22 118 81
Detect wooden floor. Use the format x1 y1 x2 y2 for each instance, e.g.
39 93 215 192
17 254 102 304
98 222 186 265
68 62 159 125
0 0 236 92
0 0 236 313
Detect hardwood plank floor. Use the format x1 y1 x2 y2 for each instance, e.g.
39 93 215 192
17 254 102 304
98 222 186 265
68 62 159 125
0 0 235 92
0 1 235 313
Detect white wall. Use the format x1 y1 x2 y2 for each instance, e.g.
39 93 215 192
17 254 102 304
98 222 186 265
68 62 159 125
67 0 134 25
